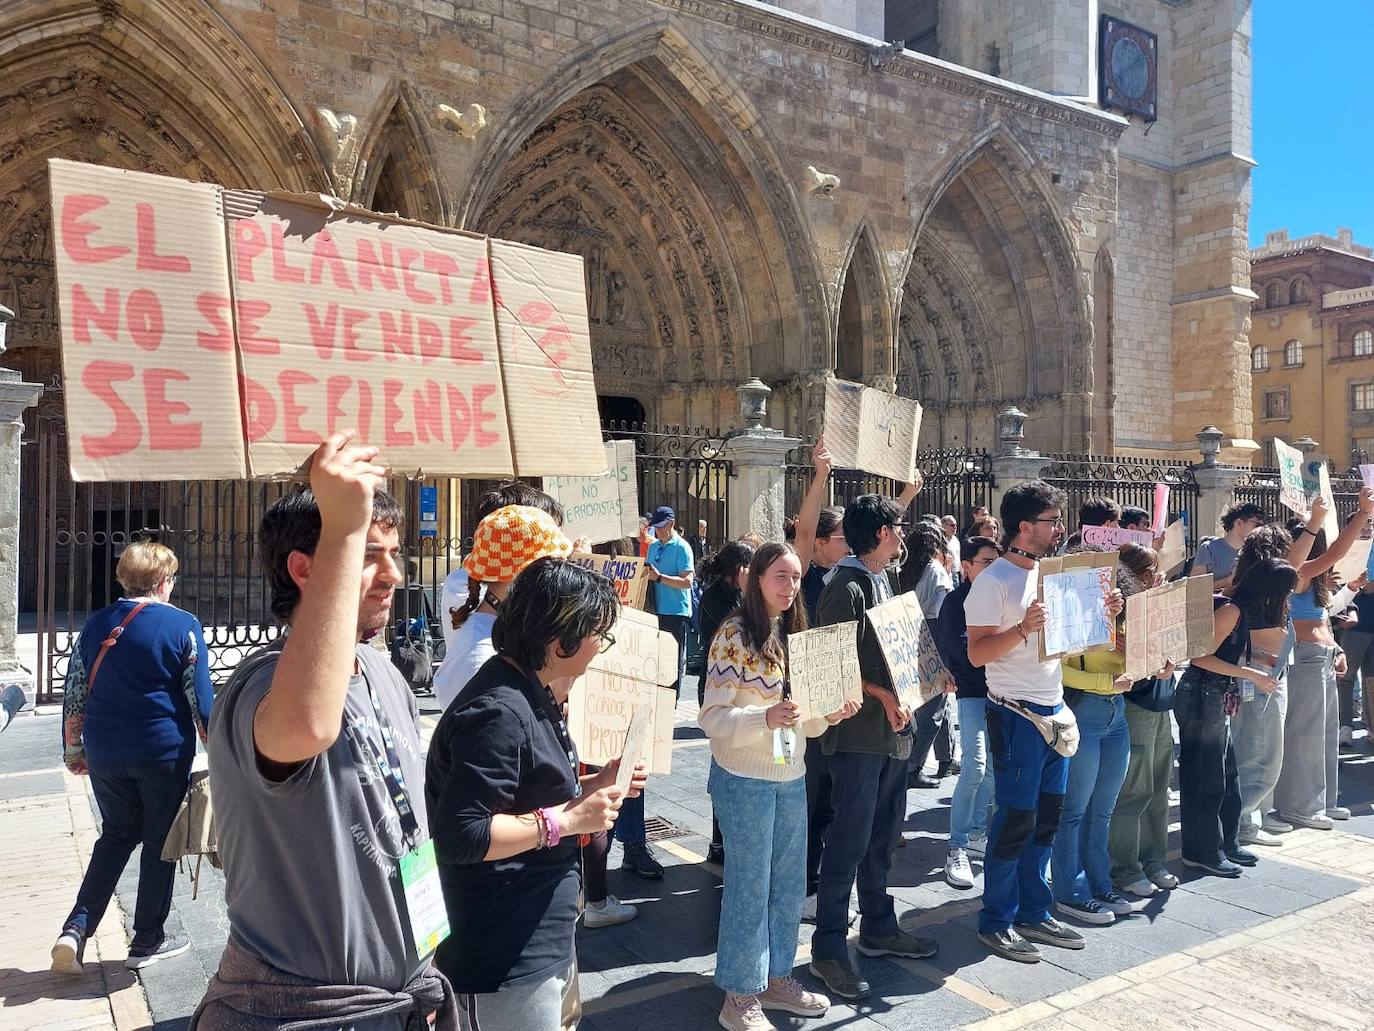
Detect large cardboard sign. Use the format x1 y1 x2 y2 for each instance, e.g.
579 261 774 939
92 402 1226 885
865 593 952 710
567 608 676 773
1275 438 1309 517
1332 535 1372 586
49 159 606 480
1038 552 1118 661
1158 519 1186 576
567 551 649 610
546 440 639 545
1307 460 1340 540
1082 525 1156 550
787 623 862 721
1123 574 1215 681
824 378 923 484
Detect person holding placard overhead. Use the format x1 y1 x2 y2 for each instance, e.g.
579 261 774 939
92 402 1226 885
964 481 1123 964
699 542 860 1031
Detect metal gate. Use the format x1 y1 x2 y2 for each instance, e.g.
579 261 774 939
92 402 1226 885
1038 454 1201 550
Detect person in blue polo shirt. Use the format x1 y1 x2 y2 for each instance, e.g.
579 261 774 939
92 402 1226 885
646 505 695 701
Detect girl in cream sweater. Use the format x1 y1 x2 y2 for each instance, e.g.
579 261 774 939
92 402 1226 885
698 542 859 1031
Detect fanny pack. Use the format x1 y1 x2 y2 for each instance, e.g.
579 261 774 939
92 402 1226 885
989 694 1080 757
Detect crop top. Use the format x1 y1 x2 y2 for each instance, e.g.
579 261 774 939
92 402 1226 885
1213 595 1250 665
1289 587 1326 622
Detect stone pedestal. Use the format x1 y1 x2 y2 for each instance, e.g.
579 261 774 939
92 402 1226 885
720 428 800 544
1193 464 1247 541
0 369 43 700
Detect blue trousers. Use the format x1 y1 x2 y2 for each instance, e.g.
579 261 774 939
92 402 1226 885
810 750 906 961
979 702 1069 934
614 791 645 844
708 763 807 995
1051 694 1130 903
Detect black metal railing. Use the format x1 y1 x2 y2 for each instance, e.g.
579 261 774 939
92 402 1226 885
1038 454 1202 550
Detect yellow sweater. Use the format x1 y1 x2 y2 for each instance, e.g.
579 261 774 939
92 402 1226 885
697 616 830 781
1061 647 1127 696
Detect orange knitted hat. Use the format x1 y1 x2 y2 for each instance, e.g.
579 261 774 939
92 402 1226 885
462 505 571 584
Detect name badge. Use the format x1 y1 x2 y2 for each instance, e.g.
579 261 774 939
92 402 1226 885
398 839 450 959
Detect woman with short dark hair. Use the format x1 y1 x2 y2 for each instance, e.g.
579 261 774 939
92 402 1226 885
426 558 646 1030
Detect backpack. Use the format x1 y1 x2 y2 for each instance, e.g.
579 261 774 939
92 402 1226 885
1179 536 1218 579
390 616 435 696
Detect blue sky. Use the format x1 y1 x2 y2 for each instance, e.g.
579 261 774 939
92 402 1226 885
1250 1 1374 247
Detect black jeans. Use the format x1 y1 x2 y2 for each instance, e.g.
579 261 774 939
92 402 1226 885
804 736 834 895
1174 669 1241 864
657 614 691 700
66 756 193 948
910 695 953 773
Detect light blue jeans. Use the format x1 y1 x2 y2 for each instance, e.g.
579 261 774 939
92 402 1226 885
1051 693 1130 903
708 762 808 995
1232 677 1288 832
949 697 995 848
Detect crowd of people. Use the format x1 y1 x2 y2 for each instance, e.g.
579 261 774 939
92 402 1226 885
48 427 1374 1030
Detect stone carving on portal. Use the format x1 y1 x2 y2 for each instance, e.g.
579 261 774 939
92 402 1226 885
804 166 839 195
315 107 361 198
437 103 488 139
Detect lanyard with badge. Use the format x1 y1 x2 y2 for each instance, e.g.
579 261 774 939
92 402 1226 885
356 665 450 959
774 636 797 766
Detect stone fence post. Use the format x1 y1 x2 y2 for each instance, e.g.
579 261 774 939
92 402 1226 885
989 405 1047 517
1192 425 1246 540
719 378 799 543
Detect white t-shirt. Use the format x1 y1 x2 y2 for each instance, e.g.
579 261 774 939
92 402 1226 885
434 610 497 712
440 567 471 657
963 556 1062 706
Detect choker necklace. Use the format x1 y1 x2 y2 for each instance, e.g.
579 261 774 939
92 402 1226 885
1007 547 1040 562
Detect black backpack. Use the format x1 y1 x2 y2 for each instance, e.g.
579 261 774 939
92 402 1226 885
390 616 435 697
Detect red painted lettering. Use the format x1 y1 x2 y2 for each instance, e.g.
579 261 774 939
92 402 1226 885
325 375 352 437
135 204 191 273
471 382 501 448
60 195 130 265
278 369 320 444
80 361 141 458
379 311 413 360
195 293 234 352
270 223 306 285
236 299 279 355
233 220 267 283
519 301 555 324
342 307 371 362
412 381 443 444
308 229 354 292
70 284 120 345
468 258 502 306
126 289 164 351
144 368 200 450
303 302 337 359
445 384 471 449
356 240 398 293
239 374 276 441
382 379 414 447
399 248 435 305
417 317 443 362
356 379 374 443
447 317 484 364
422 252 460 305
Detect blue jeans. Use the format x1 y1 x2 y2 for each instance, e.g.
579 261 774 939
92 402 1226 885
949 698 994 848
810 751 906 961
979 701 1069 935
1051 694 1129 903
708 763 807 994
65 757 193 948
614 791 645 844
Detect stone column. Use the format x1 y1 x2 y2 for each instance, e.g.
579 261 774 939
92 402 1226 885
1192 425 1245 539
720 379 799 543
0 363 43 703
989 405 1048 517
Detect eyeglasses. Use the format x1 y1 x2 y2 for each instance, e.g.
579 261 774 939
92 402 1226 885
1034 517 1066 527
970 557 997 566
597 631 617 654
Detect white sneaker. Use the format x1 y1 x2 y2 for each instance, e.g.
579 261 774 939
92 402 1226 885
50 929 85 975
966 834 988 858
1120 878 1159 899
1327 806 1352 821
584 894 638 928
1239 827 1284 847
944 848 975 889
1097 890 1148 915
1057 899 1115 925
1262 814 1294 834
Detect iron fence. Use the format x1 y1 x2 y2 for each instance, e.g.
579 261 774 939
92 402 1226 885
1233 466 1365 527
1038 454 1201 551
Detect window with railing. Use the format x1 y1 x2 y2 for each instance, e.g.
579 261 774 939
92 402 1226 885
1251 345 1269 371
1263 388 1290 420
1284 339 1303 366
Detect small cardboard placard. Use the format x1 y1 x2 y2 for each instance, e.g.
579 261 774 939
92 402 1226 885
615 702 654 792
823 378 922 483
1275 438 1309 517
787 623 862 721
567 551 649 610
566 608 676 773
1158 519 1186 576
1307 460 1340 541
49 158 606 480
1123 574 1215 681
546 440 639 545
1081 525 1157 550
1037 552 1118 661
1333 535 1372 586
865 593 952 710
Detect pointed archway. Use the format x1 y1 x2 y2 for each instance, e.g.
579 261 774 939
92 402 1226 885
835 224 894 385
355 84 449 223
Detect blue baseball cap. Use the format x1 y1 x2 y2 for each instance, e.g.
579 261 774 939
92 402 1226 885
649 506 676 530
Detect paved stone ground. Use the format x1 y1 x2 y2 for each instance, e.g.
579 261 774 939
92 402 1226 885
8 682 1374 1030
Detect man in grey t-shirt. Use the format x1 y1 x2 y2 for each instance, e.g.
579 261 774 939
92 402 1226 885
1193 502 1266 590
196 435 451 1031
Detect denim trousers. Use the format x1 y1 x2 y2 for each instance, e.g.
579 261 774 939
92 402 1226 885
614 791 646 844
1108 703 1174 887
810 750 906 961
803 736 834 895
708 762 808 995
979 701 1069 935
1274 642 1340 817
1231 677 1288 832
1173 669 1240 864
1051 693 1130 903
949 698 994 849
65 756 193 948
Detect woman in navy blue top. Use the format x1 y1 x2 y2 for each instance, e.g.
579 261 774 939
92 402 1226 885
52 542 212 976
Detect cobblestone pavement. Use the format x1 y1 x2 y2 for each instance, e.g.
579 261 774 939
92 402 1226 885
8 689 1374 1030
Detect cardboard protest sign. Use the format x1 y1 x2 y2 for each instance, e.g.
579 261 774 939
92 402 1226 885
1123 574 1214 681
1361 464 1374 489
546 440 639 545
1308 460 1340 540
865 593 951 710
567 551 649 610
1332 535 1372 586
1082 525 1156 550
824 378 922 483
49 158 606 480
50 161 248 480
1037 552 1118 661
787 623 862 721
1151 483 1170 534
615 702 654 792
1275 438 1309 516
567 608 676 773
1158 519 1186 576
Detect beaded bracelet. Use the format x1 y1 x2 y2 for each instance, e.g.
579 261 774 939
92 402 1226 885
533 808 549 850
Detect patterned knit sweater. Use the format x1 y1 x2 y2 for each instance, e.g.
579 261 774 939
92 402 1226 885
697 615 831 782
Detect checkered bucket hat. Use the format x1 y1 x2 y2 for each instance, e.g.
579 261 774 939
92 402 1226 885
462 505 572 584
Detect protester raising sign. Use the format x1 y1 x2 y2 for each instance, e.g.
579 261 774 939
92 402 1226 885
1037 552 1117 661
567 551 650 610
546 440 639 545
1274 438 1309 517
823 378 923 484
1082 525 1156 550
1123 574 1214 681
864 593 952 711
49 158 606 481
787 623 862 721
